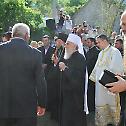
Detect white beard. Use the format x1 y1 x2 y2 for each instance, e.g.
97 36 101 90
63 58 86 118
64 48 74 59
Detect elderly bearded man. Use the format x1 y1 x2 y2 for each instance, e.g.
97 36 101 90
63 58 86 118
58 33 87 126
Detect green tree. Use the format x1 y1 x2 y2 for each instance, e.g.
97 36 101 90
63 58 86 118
58 0 89 16
102 0 125 35
69 0 86 6
25 0 52 16
0 0 44 40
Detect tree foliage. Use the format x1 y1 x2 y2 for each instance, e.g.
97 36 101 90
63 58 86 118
25 0 52 16
102 0 126 35
0 0 90 33
58 0 89 16
0 0 125 39
0 0 43 40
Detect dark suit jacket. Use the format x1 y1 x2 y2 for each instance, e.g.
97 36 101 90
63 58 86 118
119 92 126 125
37 46 55 77
0 38 47 118
86 46 100 112
46 46 65 120
86 46 100 76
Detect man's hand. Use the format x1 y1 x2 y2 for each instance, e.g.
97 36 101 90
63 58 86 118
59 62 67 71
105 76 126 93
52 54 59 65
37 106 46 116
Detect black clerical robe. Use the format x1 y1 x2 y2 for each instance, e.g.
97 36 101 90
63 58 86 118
60 51 87 126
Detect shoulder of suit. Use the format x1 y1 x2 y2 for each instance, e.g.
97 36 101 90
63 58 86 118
88 46 100 53
0 41 10 48
29 46 42 55
37 46 44 49
49 46 55 50
92 46 100 51
74 51 85 60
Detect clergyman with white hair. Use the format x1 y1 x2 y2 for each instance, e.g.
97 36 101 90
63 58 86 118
58 33 87 126
0 23 47 126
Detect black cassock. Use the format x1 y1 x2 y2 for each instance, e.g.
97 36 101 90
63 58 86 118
46 46 65 121
60 51 87 126
118 92 126 126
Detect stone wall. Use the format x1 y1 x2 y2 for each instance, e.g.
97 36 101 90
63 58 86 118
72 0 120 34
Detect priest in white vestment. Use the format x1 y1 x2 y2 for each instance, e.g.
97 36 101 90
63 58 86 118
89 34 124 126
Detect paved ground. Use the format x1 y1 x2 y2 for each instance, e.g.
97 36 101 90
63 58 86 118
37 112 58 126
37 111 95 126
86 112 95 126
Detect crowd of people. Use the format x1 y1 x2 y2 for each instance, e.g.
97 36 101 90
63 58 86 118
1 8 126 126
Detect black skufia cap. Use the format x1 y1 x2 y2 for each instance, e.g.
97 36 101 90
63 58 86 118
57 33 68 42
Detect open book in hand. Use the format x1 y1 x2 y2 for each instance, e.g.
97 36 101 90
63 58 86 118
99 70 118 88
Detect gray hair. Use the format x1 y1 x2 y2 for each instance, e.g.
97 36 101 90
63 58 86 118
12 23 30 38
